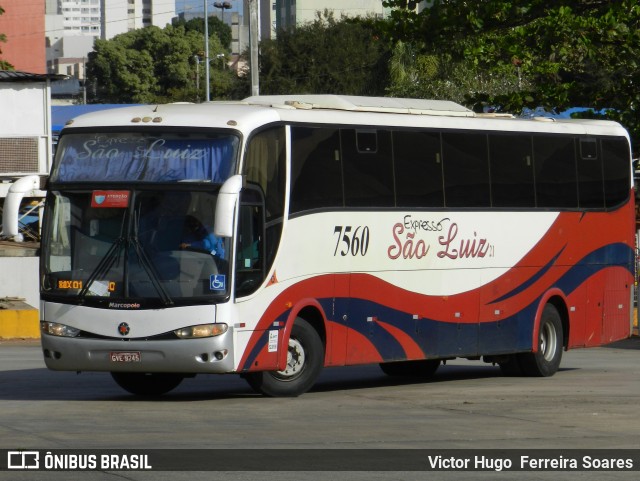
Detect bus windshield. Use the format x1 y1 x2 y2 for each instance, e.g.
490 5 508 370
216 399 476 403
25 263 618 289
52 132 238 183
41 188 232 306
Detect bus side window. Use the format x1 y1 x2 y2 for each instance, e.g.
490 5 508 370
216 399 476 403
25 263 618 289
602 138 632 208
393 130 444 208
577 138 605 208
244 127 286 276
290 127 343 213
341 129 394 207
244 127 286 222
533 135 578 208
489 134 535 208
442 132 490 207
235 200 264 298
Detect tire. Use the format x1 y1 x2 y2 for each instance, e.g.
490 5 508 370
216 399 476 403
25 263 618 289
111 372 184 396
380 359 440 378
519 304 564 377
244 318 324 397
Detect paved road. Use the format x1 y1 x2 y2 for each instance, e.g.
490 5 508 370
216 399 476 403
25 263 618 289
1 338 639 480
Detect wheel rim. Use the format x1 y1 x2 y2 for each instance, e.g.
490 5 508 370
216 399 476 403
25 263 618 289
273 337 306 381
540 321 557 362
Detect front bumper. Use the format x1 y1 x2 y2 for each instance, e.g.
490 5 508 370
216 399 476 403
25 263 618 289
41 329 235 374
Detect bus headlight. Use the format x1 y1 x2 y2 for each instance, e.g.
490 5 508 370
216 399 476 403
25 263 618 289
41 321 81 337
174 323 228 339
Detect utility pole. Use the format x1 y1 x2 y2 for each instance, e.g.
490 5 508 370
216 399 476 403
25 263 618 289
204 0 210 101
249 0 259 96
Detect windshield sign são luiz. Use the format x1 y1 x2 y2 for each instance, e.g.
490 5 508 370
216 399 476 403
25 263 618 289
51 132 238 183
42 132 240 307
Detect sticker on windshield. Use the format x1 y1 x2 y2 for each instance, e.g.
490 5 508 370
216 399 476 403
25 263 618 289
210 274 226 291
91 190 130 208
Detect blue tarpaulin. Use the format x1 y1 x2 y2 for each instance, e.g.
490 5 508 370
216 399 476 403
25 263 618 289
51 104 141 135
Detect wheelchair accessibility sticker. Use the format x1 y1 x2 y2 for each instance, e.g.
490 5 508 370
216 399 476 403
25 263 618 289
210 274 226 291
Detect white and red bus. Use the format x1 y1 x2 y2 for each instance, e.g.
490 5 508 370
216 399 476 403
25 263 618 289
39 95 635 396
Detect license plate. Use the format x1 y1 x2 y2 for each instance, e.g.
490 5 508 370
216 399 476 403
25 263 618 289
110 351 141 363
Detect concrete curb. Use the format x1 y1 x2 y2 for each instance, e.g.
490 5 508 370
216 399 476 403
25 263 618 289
0 299 39 339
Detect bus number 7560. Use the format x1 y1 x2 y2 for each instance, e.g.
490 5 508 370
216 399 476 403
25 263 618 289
333 225 370 257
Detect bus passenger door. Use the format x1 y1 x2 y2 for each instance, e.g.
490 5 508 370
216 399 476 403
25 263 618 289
325 274 350 367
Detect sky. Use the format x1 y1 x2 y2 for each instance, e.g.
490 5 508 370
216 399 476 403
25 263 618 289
175 0 241 15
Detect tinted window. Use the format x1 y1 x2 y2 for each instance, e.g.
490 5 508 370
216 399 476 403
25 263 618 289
245 127 286 221
489 134 535 208
602 138 631 208
534 136 577 208
342 129 394 207
442 132 490 207
290 127 343 213
577 138 605 208
394 130 444 207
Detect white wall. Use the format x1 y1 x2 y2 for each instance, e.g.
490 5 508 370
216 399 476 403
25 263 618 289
0 83 52 180
0 256 39 309
0 84 48 136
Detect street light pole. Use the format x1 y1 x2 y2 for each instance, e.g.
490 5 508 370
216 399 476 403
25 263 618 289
204 0 210 102
194 55 200 102
213 2 231 25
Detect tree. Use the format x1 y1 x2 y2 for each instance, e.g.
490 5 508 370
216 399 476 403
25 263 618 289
257 11 391 96
172 15 232 50
87 24 233 103
383 0 640 151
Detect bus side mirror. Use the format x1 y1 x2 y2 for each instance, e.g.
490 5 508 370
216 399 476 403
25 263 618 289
214 175 243 238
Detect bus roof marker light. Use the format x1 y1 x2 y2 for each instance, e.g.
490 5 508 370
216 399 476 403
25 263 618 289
152 117 162 123
227 120 237 126
131 117 141 123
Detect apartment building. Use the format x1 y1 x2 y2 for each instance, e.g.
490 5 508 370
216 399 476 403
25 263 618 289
46 0 176 81
269 0 389 38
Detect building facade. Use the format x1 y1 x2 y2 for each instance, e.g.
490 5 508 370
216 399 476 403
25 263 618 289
0 0 46 73
45 0 176 89
270 0 389 37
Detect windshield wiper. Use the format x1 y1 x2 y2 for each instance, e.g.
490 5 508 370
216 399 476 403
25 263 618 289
78 237 125 300
130 236 174 306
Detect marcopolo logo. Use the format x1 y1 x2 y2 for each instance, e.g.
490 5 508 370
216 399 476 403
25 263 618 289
118 322 130 336
8 451 39 469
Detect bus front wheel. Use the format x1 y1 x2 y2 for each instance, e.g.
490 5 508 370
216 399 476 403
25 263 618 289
110 372 184 396
244 318 324 397
519 304 564 377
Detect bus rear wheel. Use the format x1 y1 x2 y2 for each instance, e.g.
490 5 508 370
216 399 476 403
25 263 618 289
379 359 440 378
244 318 324 397
111 372 184 396
519 304 564 377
